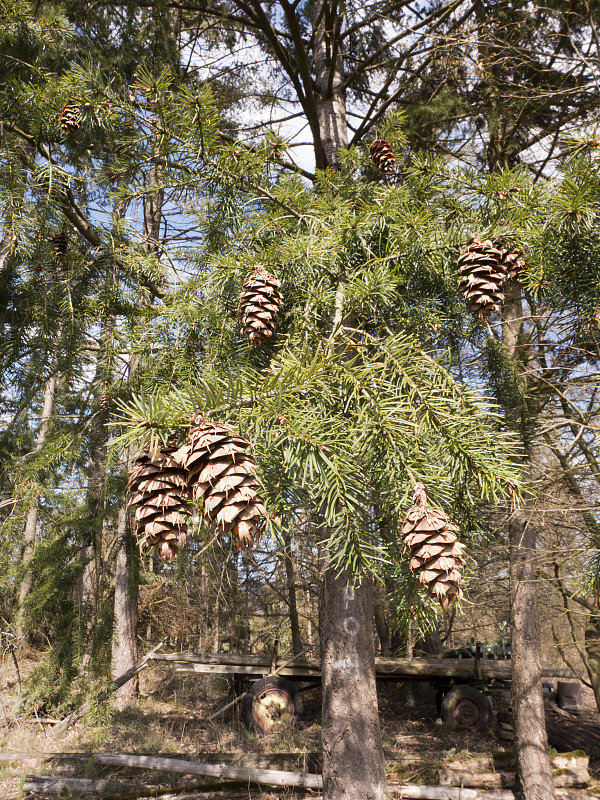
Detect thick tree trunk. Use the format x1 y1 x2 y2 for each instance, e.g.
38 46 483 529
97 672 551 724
503 281 555 800
320 566 387 800
313 1 348 168
111 502 139 709
16 363 59 638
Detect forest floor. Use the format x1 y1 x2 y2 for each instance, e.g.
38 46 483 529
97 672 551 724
2 652 600 798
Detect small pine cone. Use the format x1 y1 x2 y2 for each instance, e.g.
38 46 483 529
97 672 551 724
60 100 81 135
401 483 466 609
127 442 190 561
369 139 396 174
48 232 68 255
457 235 506 319
240 265 282 346
97 393 110 410
179 413 265 550
496 244 527 282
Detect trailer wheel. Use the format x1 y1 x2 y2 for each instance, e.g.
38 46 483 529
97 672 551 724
242 676 303 733
441 686 492 732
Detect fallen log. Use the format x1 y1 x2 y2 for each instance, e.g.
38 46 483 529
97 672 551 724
23 775 159 796
388 789 598 800
29 752 323 789
49 642 164 737
22 775 251 799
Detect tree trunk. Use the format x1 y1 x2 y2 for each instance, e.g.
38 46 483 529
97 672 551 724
110 126 165 701
320 566 387 800
313 1 348 168
373 582 390 656
312 9 386 794
283 532 303 655
78 310 115 672
111 502 139 709
503 280 555 800
509 510 554 800
16 362 59 638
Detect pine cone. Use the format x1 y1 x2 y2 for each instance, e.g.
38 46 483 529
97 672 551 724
457 236 506 318
180 413 265 550
48 232 68 255
60 101 81 135
401 483 466 609
240 265 282 346
369 139 396 174
127 442 190 561
496 244 526 282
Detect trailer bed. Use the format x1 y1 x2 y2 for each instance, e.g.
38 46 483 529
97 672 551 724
149 651 576 682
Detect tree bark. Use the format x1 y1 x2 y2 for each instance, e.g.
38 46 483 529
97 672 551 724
503 280 555 800
313 1 348 168
320 567 387 800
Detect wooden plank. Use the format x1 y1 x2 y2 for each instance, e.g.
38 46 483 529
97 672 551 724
173 663 319 678
151 652 577 681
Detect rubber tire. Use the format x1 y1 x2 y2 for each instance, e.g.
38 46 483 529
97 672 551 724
440 685 493 732
241 676 303 733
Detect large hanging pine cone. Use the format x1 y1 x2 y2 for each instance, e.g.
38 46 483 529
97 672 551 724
401 483 466 609
127 442 190 561
369 139 396 173
179 413 265 550
496 243 526 282
457 236 506 318
48 232 68 255
60 101 82 135
240 265 282 346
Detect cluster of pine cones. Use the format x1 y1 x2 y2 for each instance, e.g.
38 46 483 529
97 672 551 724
457 236 526 319
127 414 265 560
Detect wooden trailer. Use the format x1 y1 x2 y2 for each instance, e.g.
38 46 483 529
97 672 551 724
149 651 577 734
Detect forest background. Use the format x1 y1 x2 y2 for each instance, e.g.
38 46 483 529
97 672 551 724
1 1 600 799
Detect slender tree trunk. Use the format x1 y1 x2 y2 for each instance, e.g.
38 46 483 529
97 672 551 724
16 360 59 638
373 582 390 656
110 128 165 701
320 565 387 800
78 305 115 672
283 532 302 654
503 280 555 800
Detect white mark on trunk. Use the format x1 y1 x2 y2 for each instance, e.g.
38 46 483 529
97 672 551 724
332 647 359 678
342 586 355 610
343 616 360 635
